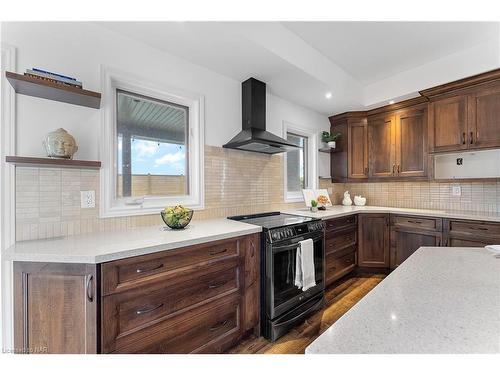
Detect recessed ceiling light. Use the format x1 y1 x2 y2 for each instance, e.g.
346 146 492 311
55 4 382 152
388 100 395 104
325 92 332 99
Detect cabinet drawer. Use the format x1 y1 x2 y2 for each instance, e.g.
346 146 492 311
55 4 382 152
325 247 356 285
447 219 500 238
102 259 240 352
109 292 241 353
102 238 240 295
325 228 357 254
325 215 357 233
391 215 442 231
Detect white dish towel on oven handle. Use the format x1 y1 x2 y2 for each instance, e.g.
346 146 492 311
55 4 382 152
294 238 316 292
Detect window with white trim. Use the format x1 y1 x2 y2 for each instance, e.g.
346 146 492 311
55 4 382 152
101 67 204 217
283 122 317 202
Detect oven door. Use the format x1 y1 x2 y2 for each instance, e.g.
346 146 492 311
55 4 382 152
267 232 325 320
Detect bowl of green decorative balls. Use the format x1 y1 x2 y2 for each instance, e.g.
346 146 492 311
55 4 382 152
161 205 193 229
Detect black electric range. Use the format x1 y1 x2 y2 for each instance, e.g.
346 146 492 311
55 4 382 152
228 212 325 341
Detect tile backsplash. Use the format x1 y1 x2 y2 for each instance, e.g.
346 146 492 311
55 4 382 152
16 145 500 242
320 180 500 213
15 145 303 241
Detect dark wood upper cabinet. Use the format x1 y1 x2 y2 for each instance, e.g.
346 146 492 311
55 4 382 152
429 95 468 152
357 213 390 268
329 112 368 182
329 119 348 182
468 85 500 149
422 69 500 153
395 105 428 177
368 115 395 178
348 119 368 179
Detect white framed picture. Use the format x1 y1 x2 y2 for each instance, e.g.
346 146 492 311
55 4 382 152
302 189 332 207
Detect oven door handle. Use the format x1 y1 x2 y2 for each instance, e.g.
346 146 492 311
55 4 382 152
272 236 322 254
273 296 324 328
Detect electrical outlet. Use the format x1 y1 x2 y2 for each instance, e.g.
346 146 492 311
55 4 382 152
80 190 95 208
452 186 461 197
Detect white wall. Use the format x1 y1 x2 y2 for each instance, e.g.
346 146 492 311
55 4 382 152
1 22 330 160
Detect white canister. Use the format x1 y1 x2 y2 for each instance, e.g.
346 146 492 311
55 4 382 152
354 195 367 206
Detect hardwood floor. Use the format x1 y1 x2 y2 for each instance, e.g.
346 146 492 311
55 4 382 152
227 272 386 354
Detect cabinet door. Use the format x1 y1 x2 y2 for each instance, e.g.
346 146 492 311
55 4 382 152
330 121 348 181
368 115 395 178
430 95 468 152
348 119 368 179
468 86 500 149
395 107 428 178
390 228 441 268
14 262 98 354
358 214 390 268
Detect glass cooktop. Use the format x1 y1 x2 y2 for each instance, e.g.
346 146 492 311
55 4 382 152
228 211 316 230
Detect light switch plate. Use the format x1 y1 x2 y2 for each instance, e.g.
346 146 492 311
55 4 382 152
452 186 461 197
80 190 95 208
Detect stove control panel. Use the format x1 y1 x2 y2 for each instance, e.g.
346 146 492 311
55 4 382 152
268 220 324 242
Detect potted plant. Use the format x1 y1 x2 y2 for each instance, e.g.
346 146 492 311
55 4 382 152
321 131 341 149
310 199 318 212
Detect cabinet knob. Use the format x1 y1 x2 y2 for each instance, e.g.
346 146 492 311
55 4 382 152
461 132 466 145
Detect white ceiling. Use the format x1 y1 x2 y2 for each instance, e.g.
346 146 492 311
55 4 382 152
99 21 500 115
283 22 499 85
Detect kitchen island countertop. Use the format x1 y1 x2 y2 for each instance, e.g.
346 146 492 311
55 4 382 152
2 218 262 264
306 247 500 354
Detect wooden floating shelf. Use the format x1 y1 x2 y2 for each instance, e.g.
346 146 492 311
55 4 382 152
318 147 341 153
5 71 101 109
5 156 101 169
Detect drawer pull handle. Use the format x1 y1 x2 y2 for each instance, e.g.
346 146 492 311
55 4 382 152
136 303 164 315
469 226 488 231
461 132 466 145
136 264 163 274
209 248 228 256
345 259 352 264
86 275 94 302
209 319 228 331
208 280 228 289
407 220 422 224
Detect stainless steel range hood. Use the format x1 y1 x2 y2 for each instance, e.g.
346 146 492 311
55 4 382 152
223 77 298 154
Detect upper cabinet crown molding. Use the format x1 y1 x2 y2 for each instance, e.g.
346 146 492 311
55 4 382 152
419 68 500 99
366 96 428 117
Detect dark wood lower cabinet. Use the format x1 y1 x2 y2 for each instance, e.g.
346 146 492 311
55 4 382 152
389 215 443 269
390 228 442 268
357 214 390 268
13 262 98 354
324 216 358 285
13 233 259 354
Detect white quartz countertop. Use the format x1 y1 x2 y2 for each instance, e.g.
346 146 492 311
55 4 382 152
283 205 500 222
2 219 261 264
306 247 500 354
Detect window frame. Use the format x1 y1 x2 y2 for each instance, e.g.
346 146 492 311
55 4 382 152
100 66 204 218
282 121 318 202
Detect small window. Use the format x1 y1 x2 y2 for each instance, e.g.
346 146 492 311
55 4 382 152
283 121 318 202
116 90 189 199
286 132 307 193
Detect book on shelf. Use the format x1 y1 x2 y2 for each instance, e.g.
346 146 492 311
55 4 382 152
24 73 83 89
25 69 83 88
32 68 78 82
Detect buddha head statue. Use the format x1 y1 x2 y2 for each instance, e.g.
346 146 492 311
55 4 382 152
43 128 78 159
